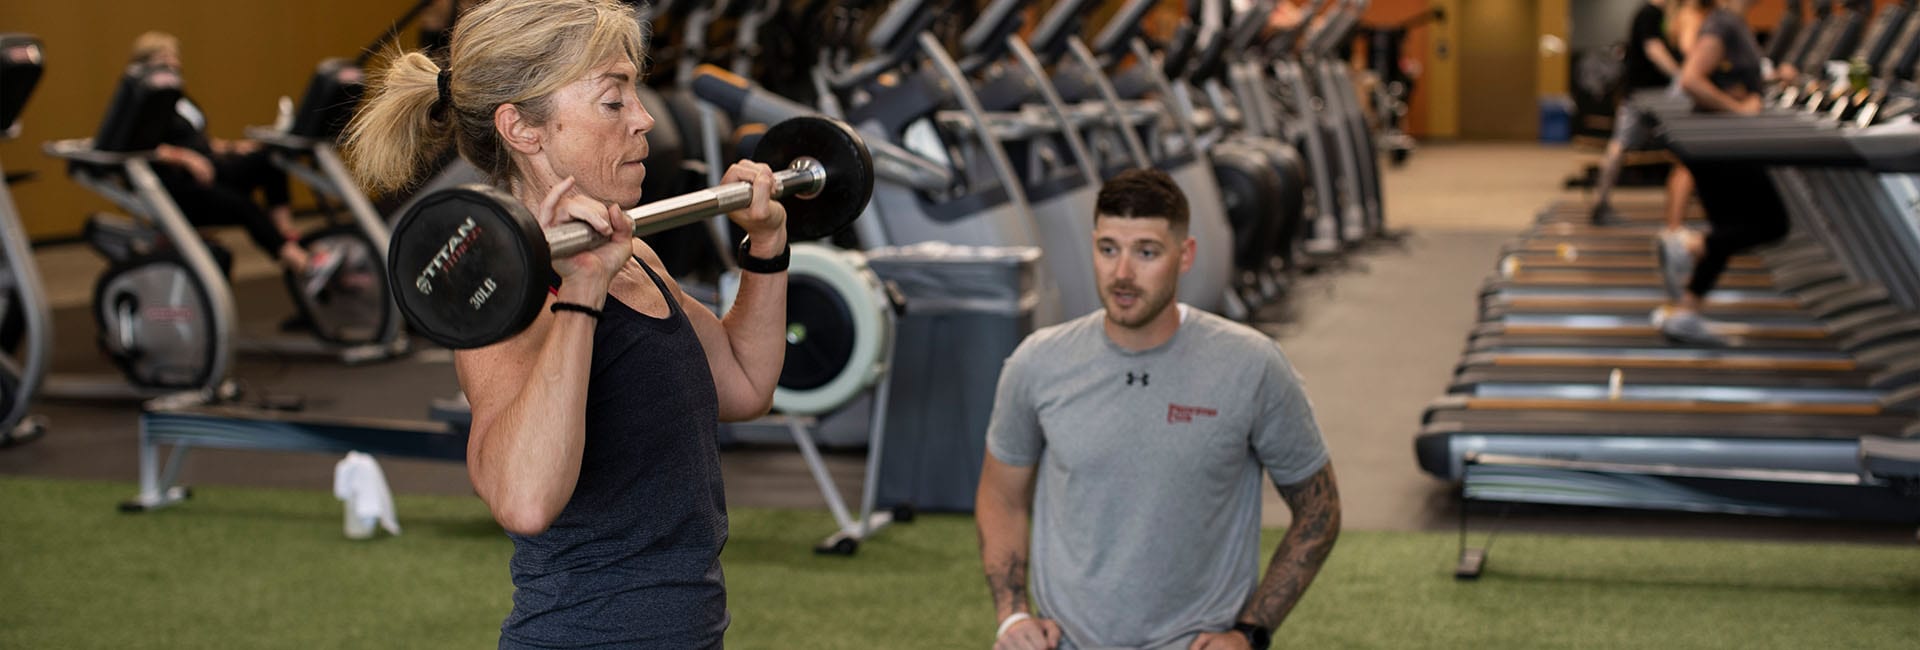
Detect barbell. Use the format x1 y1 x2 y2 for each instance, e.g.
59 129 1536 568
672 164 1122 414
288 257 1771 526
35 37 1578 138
387 116 875 349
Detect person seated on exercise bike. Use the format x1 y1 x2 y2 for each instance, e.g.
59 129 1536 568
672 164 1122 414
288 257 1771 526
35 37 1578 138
1652 0 1712 236
129 31 341 297
1656 0 1783 346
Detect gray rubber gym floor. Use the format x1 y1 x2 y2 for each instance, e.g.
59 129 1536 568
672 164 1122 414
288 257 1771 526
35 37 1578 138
3 142 1911 543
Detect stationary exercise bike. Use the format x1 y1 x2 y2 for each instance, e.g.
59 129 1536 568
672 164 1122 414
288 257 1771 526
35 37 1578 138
0 33 52 446
239 58 407 361
46 62 397 398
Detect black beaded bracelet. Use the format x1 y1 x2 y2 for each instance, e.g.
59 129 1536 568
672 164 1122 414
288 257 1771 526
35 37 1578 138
549 302 603 319
736 236 791 274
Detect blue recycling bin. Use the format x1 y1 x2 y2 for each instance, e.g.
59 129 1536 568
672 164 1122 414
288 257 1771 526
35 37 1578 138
1538 95 1573 143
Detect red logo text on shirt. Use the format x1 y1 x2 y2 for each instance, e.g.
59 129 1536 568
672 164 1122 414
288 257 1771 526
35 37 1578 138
1167 403 1218 424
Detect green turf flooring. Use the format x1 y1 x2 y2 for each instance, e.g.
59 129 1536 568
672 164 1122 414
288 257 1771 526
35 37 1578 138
2 476 1917 648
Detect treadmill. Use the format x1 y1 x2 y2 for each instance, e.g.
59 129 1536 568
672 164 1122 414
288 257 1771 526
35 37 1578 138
1526 0 1884 241
1418 116 1920 521
1475 30 1920 356
1843 5 1920 125
1459 112 1920 389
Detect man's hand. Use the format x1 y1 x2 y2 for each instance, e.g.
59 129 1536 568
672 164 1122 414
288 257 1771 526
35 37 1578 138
1735 94 1764 116
995 616 1062 650
1188 630 1252 650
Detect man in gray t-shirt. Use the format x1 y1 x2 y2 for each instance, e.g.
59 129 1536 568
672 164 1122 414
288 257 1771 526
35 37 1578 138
977 169 1342 650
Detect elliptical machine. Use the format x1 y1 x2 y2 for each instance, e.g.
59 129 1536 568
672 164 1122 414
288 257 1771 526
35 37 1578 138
1021 0 1243 318
1130 0 1310 304
0 33 52 446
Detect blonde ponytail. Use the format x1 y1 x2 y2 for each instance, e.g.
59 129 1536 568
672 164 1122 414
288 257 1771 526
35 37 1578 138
344 51 450 196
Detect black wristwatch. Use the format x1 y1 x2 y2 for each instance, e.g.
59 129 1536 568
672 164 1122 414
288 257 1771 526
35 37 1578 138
736 236 790 274
1233 622 1272 650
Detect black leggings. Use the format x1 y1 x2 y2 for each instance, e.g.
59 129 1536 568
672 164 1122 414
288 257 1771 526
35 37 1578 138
154 148 293 258
1685 162 1791 297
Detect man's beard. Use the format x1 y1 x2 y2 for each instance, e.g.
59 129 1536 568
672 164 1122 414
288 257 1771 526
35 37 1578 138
1102 281 1175 329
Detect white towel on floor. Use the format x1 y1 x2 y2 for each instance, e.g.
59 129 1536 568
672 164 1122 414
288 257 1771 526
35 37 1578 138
333 451 401 539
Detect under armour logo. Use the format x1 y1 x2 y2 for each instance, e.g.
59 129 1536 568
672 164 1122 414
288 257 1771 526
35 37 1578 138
1126 372 1149 386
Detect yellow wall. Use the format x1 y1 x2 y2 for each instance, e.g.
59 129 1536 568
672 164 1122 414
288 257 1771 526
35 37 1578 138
1455 0 1541 139
1538 0 1569 98
1414 0 1569 139
0 1 413 240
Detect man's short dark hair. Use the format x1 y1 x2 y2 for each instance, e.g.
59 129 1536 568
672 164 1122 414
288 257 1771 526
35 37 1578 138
1095 168 1189 234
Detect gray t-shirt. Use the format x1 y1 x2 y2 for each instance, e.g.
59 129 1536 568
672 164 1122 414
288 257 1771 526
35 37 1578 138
988 306 1329 650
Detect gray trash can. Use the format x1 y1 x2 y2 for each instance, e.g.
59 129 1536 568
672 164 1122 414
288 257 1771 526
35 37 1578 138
867 243 1041 513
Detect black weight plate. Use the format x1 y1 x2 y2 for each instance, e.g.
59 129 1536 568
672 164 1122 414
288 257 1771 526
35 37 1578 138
751 117 874 242
778 275 856 391
387 184 550 349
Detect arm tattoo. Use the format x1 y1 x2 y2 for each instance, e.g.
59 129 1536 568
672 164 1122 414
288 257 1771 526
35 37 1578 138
1241 463 1342 629
985 551 1029 617
977 462 1039 620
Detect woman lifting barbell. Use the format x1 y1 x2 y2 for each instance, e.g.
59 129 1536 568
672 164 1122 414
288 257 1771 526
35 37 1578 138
345 0 788 646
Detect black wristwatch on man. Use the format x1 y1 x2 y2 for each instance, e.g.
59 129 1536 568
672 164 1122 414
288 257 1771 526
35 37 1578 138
1233 622 1272 650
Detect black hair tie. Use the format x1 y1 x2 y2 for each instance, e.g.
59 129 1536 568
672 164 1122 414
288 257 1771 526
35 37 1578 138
434 68 453 117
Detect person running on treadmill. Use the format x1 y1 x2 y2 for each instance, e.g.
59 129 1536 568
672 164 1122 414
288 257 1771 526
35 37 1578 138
1658 0 1778 346
977 169 1342 650
130 32 339 296
1588 0 1683 225
347 0 789 646
1652 0 1712 236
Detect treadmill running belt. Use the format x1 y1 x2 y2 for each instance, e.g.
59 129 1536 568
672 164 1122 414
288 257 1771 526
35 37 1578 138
1423 408 1915 438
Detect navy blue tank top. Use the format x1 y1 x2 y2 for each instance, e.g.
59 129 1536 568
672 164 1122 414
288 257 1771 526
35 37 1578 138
500 257 728 649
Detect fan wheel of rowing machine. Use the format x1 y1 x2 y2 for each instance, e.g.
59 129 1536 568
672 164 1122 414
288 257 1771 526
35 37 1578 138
726 244 888 416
